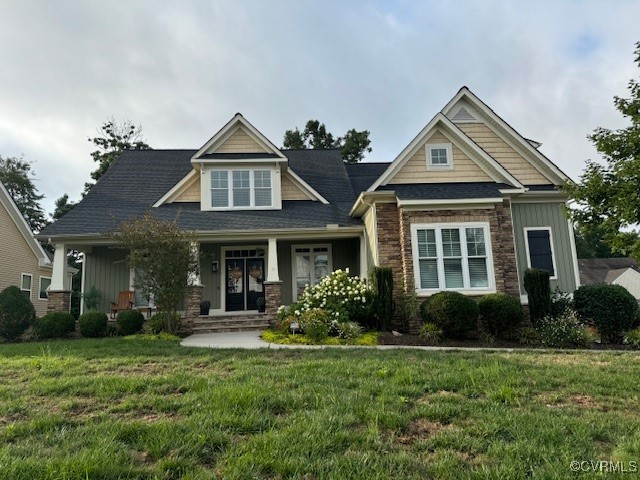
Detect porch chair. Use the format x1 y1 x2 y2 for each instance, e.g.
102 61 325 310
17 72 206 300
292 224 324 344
110 290 135 318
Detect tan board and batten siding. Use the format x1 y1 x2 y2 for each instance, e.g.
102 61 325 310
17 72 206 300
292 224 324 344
388 130 493 184
457 123 549 185
0 202 52 317
214 127 269 154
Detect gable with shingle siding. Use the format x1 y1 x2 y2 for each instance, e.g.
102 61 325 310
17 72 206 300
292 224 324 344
388 130 493 184
457 123 549 185
214 126 269 153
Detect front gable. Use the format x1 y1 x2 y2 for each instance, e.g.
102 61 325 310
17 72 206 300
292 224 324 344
154 114 328 208
369 113 521 191
442 88 568 185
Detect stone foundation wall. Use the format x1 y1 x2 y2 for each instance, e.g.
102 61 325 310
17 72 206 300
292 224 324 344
47 290 71 313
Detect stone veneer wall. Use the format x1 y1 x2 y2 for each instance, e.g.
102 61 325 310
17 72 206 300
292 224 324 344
399 200 520 298
47 290 71 313
264 281 282 327
375 200 520 333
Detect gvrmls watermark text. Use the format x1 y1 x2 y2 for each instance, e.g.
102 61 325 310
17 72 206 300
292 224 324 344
570 460 637 474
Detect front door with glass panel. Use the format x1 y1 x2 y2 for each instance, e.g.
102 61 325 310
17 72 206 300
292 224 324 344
293 246 330 299
225 249 265 311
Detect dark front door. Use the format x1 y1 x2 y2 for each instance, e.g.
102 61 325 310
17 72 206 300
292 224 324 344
225 257 265 311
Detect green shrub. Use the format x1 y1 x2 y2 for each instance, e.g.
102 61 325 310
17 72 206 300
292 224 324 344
550 288 572 317
82 286 102 311
537 310 591 348
573 284 638 343
421 291 478 339
523 268 551 325
0 286 36 340
369 266 393 331
298 308 330 341
419 322 443 345
78 312 108 338
519 326 542 347
624 327 640 349
331 321 363 341
34 312 76 339
116 310 145 335
147 312 180 334
478 293 523 339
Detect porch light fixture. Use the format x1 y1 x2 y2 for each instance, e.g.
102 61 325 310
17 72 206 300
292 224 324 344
211 261 219 273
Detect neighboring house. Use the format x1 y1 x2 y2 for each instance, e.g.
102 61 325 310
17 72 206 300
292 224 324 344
0 181 74 317
39 87 580 332
579 257 640 300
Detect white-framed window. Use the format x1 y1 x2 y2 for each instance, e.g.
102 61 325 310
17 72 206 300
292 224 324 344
292 245 332 300
39 276 51 300
411 222 495 293
20 273 32 298
426 143 453 170
209 169 273 209
524 227 557 279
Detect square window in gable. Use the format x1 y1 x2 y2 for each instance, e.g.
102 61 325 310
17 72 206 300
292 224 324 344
426 143 453 170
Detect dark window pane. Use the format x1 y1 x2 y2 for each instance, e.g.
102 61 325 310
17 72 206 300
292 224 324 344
527 230 554 276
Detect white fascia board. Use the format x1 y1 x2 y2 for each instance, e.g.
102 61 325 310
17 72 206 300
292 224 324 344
350 191 397 217
0 181 51 264
285 168 329 204
442 87 569 184
153 169 199 207
397 198 503 208
192 114 286 160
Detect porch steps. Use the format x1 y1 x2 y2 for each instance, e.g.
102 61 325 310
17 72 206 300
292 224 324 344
192 314 270 333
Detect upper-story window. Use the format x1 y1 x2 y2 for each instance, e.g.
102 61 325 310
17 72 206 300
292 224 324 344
210 169 273 209
426 143 453 170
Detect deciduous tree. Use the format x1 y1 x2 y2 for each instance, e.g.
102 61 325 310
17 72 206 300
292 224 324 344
565 42 640 260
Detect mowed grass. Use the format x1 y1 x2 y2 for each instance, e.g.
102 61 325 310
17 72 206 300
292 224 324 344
0 338 639 480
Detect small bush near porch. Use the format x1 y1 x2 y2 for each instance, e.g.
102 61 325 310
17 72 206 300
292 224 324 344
1 337 639 478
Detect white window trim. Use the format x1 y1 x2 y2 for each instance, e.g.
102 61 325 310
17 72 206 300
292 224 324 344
291 244 333 300
426 143 453 171
38 276 51 300
411 222 496 295
206 167 277 211
523 226 558 280
20 273 33 298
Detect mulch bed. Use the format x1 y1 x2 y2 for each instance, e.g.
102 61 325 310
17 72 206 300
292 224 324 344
377 332 635 350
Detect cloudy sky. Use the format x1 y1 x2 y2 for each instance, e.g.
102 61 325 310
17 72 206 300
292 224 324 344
1 0 638 214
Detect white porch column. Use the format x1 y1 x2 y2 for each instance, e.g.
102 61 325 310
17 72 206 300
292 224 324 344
50 243 68 290
188 241 201 286
266 237 280 282
359 234 368 279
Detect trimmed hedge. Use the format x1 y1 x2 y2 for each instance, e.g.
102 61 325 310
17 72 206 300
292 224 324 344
116 309 145 335
478 293 524 339
573 284 638 342
420 292 478 339
34 312 76 339
523 268 551 325
78 312 108 338
0 286 36 340
370 266 394 331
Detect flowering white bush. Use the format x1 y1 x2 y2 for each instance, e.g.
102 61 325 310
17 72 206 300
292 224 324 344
291 268 372 323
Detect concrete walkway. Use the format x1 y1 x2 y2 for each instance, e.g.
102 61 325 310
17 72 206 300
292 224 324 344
179 330 520 351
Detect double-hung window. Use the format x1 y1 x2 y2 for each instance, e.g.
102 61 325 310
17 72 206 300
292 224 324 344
292 245 331 299
210 169 273 209
21 274 32 299
412 223 493 293
39 276 51 300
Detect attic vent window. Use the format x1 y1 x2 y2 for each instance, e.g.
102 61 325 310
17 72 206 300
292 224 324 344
451 106 477 123
426 143 453 171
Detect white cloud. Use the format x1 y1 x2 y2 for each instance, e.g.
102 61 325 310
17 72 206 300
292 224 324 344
0 0 638 213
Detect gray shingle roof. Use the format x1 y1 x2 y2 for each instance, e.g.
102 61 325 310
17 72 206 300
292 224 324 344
578 257 640 285
40 149 362 236
345 163 390 193
376 182 511 200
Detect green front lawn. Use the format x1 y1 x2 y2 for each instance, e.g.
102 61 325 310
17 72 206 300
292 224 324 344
0 337 639 479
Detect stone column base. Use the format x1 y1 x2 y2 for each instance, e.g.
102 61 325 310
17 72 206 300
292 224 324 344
264 281 282 326
185 285 204 318
47 290 71 313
